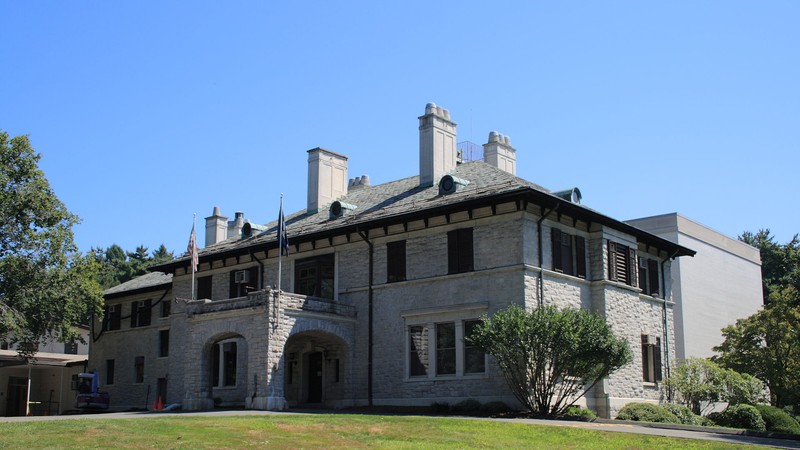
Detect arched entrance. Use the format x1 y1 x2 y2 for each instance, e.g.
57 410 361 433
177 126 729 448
202 332 249 408
283 331 347 407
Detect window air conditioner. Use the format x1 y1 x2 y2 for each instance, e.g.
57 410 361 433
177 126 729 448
644 335 657 346
235 270 249 283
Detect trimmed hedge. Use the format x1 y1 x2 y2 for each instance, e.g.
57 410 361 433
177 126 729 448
661 403 710 426
563 406 597 420
616 402 680 424
755 405 800 435
710 404 766 431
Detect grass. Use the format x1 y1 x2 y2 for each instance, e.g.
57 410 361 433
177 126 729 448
0 414 756 449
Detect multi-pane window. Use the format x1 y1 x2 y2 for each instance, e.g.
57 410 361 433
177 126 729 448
408 326 429 377
463 320 486 374
387 240 407 283
104 304 121 331
130 300 152 328
212 341 238 387
638 257 661 297
63 341 78 355
229 266 259 298
160 299 171 318
295 254 335 299
447 228 474 274
106 359 115 385
134 356 145 383
197 275 212 300
158 330 170 358
608 241 637 286
551 229 587 278
436 323 456 375
641 335 663 383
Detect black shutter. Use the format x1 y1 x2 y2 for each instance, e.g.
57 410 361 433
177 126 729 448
460 228 474 273
447 230 458 274
641 335 649 381
551 228 563 272
130 301 139 328
608 241 618 282
247 266 260 292
648 259 660 296
575 236 586 278
229 270 238 298
141 300 151 326
628 247 638 287
654 337 663 381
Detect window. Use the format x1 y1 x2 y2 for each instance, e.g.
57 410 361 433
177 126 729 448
0 341 8 350
641 335 663 383
130 300 152 328
551 229 586 278
436 323 456 375
638 257 661 297
212 341 237 387
463 320 486 374
229 266 259 298
134 356 144 383
387 240 407 283
608 241 637 286
294 254 335 299
158 330 170 358
63 341 78 355
104 304 121 331
160 299 171 318
408 325 429 377
197 275 212 300
106 359 115 385
447 228 473 274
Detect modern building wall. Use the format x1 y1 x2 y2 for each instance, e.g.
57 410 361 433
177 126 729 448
627 213 762 360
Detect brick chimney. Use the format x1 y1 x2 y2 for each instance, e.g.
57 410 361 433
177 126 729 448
205 206 228 247
307 147 348 214
483 131 516 175
419 103 457 187
227 211 245 239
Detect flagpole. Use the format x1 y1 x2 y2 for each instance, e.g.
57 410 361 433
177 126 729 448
191 213 197 300
277 194 284 293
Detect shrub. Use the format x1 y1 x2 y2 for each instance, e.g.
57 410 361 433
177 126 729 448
662 403 706 425
616 402 680 424
563 405 597 420
754 405 800 435
712 404 766 431
451 398 482 414
430 402 450 413
479 401 511 416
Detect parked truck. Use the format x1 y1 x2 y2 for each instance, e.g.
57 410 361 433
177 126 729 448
73 370 110 409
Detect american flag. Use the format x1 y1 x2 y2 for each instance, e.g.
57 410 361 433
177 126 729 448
187 224 198 273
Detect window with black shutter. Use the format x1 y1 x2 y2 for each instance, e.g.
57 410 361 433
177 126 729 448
104 304 121 331
638 257 661 297
387 240 406 283
294 254 335 299
229 266 260 298
641 335 663 383
608 241 636 287
447 228 473 274
197 275 212 300
551 229 586 278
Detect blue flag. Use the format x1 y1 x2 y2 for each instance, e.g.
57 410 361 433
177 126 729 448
277 198 289 257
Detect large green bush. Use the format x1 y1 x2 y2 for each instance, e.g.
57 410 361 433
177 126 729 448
616 403 680 424
661 403 709 426
755 405 800 434
711 404 766 431
563 405 597 420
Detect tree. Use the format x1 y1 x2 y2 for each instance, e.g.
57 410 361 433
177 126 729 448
714 286 800 408
664 357 766 415
467 304 632 417
739 230 800 305
0 130 103 355
91 243 174 289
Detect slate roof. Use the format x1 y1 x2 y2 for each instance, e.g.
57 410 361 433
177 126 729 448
104 271 173 298
155 160 694 273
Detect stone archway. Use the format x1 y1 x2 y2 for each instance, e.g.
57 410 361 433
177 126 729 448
283 331 348 407
201 332 249 409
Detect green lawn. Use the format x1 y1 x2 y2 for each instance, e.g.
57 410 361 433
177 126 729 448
0 414 753 449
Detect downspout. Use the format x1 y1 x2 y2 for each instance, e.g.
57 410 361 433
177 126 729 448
536 204 559 307
661 249 679 400
357 230 374 406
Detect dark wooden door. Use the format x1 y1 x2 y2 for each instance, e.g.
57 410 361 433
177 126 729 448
307 352 323 403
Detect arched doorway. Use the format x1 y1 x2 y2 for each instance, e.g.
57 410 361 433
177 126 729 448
283 331 347 407
203 332 249 408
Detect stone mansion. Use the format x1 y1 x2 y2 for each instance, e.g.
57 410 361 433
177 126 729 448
88 103 705 418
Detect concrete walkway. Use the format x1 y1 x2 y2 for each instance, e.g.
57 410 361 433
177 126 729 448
2 409 799 449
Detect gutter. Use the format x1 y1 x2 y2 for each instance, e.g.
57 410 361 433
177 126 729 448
661 248 680 395
357 229 374 406
536 204 559 307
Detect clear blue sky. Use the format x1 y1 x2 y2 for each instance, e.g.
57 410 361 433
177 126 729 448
2 2 798 257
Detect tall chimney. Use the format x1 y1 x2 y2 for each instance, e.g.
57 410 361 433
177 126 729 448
227 211 246 239
483 131 516 175
205 206 228 247
419 103 457 187
307 147 348 214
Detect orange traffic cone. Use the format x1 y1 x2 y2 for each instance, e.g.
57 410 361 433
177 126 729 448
157 396 164 411
152 398 158 410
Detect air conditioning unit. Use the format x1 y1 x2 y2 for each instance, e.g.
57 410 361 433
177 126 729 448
643 335 657 346
234 270 250 283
